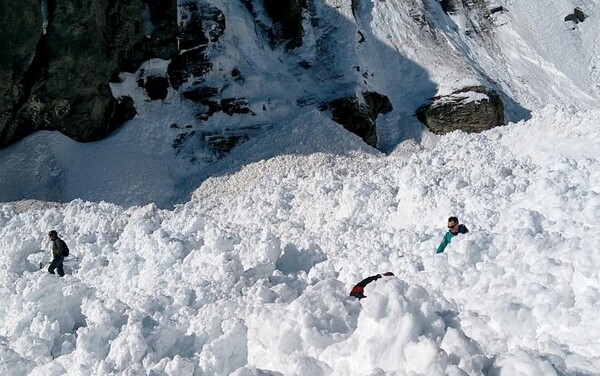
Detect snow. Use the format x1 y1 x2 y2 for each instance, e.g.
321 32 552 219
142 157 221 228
1 105 599 375
1 0 600 375
435 90 490 105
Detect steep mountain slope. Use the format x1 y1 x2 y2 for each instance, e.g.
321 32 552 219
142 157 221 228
0 0 597 207
0 2 600 374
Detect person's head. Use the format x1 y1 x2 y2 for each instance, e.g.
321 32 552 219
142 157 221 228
447 217 459 234
48 230 58 240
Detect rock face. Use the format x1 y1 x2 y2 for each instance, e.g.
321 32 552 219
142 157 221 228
172 1 395 154
416 86 504 134
439 0 458 14
139 76 170 101
564 8 587 24
0 0 177 147
325 92 393 148
263 0 305 50
168 1 224 90
0 0 43 146
4 0 512 155
166 1 260 159
2 0 395 154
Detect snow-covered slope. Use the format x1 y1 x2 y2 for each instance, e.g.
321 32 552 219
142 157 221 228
1 1 600 374
1 106 599 375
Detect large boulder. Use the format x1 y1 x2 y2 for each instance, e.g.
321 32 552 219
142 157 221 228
363 91 393 122
416 86 504 134
0 0 177 148
325 91 393 148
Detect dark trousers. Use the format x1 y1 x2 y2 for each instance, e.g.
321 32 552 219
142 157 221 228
48 257 65 277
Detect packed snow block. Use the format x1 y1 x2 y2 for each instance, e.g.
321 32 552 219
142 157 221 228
0 0 177 148
564 7 587 24
275 244 326 275
416 85 504 134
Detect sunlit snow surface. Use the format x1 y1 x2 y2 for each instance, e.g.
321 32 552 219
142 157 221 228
2 0 600 374
1 106 599 375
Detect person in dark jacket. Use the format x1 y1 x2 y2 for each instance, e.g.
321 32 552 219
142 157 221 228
436 216 468 254
48 230 69 277
350 272 394 299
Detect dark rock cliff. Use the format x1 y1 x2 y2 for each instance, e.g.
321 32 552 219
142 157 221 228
0 0 177 147
1 0 509 153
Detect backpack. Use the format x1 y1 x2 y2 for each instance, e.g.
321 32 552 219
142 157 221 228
61 239 70 257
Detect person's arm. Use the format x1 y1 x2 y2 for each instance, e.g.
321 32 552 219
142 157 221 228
436 234 449 254
350 274 382 298
357 274 382 287
51 240 59 259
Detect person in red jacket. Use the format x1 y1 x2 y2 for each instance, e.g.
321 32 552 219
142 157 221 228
350 272 394 299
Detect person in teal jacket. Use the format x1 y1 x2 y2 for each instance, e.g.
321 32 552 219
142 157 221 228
436 216 469 254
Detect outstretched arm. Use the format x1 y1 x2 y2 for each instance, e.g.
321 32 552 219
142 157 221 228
436 236 449 254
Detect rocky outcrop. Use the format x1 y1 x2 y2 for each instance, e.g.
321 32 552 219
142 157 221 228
171 125 260 162
168 46 212 90
416 86 504 134
177 0 226 52
363 91 394 122
138 76 169 101
0 0 177 148
167 1 224 90
167 1 264 159
564 8 587 24
325 91 393 148
439 0 458 14
263 0 306 50
170 2 260 124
